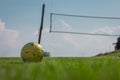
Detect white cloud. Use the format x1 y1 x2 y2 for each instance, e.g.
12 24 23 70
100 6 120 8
0 20 21 57
91 26 120 35
33 21 119 57
60 20 72 30
59 25 119 56
33 28 49 36
48 21 118 57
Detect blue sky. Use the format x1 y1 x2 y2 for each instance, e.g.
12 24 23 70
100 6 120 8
0 0 120 57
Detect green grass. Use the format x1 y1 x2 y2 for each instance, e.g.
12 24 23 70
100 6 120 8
0 56 120 80
96 50 120 57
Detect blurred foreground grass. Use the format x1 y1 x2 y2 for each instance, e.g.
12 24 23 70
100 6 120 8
0 57 120 80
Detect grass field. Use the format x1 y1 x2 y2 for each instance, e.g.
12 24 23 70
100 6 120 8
0 52 120 80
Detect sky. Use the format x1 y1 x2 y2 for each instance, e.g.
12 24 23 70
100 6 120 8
0 0 120 57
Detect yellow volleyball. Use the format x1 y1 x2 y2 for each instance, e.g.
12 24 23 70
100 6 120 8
21 42 43 62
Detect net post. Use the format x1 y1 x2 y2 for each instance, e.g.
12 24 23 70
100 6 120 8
38 4 45 44
50 13 52 32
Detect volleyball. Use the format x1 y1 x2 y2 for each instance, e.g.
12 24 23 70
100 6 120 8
21 42 43 62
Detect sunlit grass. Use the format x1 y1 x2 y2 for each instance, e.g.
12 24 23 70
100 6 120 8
0 57 120 80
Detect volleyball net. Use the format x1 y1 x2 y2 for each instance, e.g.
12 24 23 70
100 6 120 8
50 13 120 37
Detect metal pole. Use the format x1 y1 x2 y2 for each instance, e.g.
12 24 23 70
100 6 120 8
50 13 52 32
38 4 45 44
